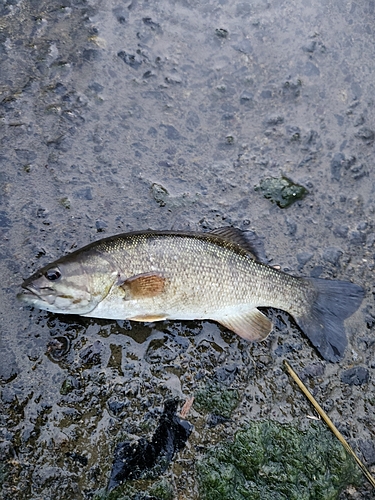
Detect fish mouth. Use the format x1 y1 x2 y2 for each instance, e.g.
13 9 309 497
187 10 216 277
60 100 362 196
18 283 56 306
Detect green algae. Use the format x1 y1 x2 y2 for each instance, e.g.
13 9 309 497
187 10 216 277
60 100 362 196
0 463 8 486
255 177 308 208
196 420 361 500
60 378 75 395
93 478 174 500
194 382 240 418
148 479 174 500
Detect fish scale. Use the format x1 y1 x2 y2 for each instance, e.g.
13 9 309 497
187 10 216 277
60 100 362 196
97 233 304 311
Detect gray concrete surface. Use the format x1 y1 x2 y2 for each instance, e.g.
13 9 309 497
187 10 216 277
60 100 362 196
1 0 375 498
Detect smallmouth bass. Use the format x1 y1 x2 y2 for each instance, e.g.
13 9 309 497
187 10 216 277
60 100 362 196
18 227 364 362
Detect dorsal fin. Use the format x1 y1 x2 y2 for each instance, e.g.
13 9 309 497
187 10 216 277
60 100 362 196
210 227 266 262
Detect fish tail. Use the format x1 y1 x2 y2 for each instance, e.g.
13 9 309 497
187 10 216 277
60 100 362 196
295 278 364 362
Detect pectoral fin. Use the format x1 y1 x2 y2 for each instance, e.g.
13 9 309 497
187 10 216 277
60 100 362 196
120 272 166 299
217 309 272 341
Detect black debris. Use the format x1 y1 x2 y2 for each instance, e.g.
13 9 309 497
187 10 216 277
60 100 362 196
107 398 193 491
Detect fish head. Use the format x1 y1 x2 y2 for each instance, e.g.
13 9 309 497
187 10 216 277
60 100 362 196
18 254 116 315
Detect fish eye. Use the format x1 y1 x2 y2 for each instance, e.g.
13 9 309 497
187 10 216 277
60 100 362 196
45 268 61 281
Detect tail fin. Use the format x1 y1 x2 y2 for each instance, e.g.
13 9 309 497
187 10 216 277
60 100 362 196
295 278 364 362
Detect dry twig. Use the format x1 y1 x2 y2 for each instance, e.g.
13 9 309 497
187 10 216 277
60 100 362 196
284 360 375 489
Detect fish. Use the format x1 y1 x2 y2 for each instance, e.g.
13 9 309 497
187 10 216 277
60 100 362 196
18 227 364 362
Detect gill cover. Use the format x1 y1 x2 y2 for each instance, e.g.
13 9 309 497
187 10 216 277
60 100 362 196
18 259 100 315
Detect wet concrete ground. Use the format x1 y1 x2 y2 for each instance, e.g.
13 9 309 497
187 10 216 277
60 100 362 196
1 0 375 498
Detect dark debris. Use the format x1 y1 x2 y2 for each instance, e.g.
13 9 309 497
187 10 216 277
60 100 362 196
107 398 193 492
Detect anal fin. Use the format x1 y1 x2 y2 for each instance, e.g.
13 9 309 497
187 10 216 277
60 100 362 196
217 309 272 342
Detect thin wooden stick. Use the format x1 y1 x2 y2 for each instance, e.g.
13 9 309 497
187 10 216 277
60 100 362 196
284 360 375 489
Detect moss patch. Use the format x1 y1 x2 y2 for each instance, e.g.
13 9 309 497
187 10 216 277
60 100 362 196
255 177 308 208
197 420 361 500
94 478 174 500
194 382 240 419
148 479 174 500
